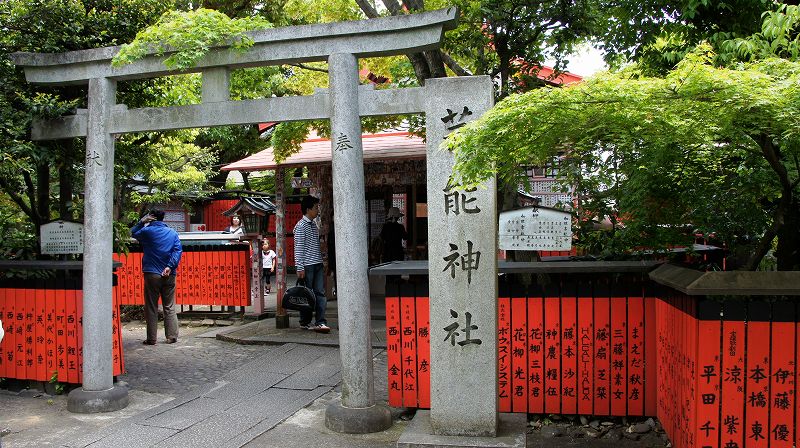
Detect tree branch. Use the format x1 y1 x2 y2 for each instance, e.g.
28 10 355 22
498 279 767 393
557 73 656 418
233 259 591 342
441 51 472 76
407 52 432 81
356 0 380 18
742 135 793 270
424 51 447 78
402 0 424 12
0 176 34 219
289 63 329 73
22 170 38 223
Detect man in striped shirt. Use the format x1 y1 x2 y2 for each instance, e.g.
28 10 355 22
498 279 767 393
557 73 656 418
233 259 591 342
294 195 330 333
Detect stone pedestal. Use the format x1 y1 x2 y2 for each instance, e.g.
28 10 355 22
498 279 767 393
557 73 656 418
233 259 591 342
324 399 392 434
397 411 527 448
67 384 129 414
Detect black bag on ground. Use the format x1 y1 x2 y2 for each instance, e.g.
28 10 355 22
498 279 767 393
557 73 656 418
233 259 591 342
282 279 316 312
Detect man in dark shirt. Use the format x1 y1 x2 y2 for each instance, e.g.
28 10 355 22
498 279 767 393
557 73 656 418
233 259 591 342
380 207 408 262
131 209 183 345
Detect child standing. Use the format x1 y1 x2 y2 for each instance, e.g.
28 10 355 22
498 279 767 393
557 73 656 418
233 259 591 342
261 240 277 294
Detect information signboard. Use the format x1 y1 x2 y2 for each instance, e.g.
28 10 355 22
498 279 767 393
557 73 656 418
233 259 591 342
40 220 84 254
499 206 572 251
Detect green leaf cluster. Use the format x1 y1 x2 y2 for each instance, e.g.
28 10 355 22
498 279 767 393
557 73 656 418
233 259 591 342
723 4 800 61
112 8 273 70
446 45 800 265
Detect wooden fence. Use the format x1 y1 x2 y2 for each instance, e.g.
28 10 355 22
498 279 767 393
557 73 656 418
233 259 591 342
0 278 124 383
202 199 238 231
384 265 800 448
114 244 250 306
385 275 657 416
657 294 800 448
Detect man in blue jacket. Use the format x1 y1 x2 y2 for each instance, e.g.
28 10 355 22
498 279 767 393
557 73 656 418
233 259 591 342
131 209 183 345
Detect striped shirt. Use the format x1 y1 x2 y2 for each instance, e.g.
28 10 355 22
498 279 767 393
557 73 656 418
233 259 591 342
293 215 323 271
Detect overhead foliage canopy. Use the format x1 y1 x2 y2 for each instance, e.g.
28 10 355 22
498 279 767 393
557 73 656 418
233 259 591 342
446 45 800 269
595 0 772 73
112 8 273 70
723 4 800 61
0 0 181 257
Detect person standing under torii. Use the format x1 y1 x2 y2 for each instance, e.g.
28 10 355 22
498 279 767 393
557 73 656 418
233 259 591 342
380 207 407 263
131 209 183 345
293 195 330 333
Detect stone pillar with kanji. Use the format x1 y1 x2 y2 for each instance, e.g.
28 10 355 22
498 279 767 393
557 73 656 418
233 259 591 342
426 77 498 436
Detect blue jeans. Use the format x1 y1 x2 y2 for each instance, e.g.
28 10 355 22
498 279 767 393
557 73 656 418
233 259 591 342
299 263 327 326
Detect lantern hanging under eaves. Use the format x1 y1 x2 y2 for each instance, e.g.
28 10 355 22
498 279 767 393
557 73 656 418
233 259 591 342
240 211 261 235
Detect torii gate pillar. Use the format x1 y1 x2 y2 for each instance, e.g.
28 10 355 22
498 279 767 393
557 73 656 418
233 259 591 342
324 52 392 433
67 77 129 413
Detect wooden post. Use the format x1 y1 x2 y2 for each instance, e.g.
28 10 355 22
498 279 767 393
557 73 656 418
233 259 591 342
275 167 289 328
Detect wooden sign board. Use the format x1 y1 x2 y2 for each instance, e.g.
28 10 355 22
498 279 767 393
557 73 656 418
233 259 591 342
163 210 187 232
40 220 84 254
499 206 571 251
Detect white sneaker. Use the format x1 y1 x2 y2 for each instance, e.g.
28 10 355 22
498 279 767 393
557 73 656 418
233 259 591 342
314 324 330 334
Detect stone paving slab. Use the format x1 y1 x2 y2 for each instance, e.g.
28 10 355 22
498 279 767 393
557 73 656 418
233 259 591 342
217 315 387 349
226 387 312 417
157 412 264 448
202 372 287 403
273 348 342 390
63 382 226 448
84 425 178 448
143 396 231 430
257 344 338 376
222 386 331 448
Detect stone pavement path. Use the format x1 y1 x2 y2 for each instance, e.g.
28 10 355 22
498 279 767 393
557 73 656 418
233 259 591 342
64 343 341 448
118 323 267 396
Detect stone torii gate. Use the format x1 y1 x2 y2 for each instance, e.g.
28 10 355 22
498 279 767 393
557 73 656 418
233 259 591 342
12 9 506 441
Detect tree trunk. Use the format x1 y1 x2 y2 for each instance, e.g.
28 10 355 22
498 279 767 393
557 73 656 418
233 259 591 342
498 52 511 99
776 196 800 270
36 159 50 225
357 0 449 84
58 141 74 220
742 135 792 270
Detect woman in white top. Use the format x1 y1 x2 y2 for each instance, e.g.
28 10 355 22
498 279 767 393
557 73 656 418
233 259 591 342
224 215 245 235
261 240 277 294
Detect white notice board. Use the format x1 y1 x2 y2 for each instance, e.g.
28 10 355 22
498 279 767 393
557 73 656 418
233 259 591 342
40 220 84 254
499 206 572 251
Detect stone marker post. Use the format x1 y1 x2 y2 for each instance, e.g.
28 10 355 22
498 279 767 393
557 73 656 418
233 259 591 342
324 52 391 433
67 77 129 413
426 77 497 436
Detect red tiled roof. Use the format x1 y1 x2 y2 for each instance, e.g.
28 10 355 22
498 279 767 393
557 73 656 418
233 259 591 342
533 66 583 86
222 131 425 172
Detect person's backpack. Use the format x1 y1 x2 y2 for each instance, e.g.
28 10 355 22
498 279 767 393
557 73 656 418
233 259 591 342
282 279 316 312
